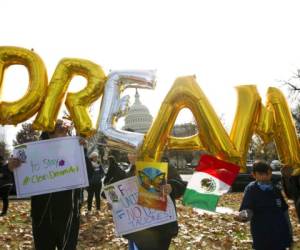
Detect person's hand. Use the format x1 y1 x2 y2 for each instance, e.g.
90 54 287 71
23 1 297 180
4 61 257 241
160 184 172 196
233 211 244 222
234 210 249 222
8 158 22 172
79 138 87 147
235 216 248 222
281 166 293 177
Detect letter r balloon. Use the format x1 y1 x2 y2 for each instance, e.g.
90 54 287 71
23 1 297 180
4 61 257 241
33 58 106 136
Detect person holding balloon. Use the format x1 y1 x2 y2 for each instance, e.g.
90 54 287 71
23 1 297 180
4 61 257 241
8 119 93 250
235 160 293 250
281 165 300 223
105 152 187 250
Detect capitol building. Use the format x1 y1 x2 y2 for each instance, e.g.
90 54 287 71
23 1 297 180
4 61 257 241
123 89 153 133
123 91 199 170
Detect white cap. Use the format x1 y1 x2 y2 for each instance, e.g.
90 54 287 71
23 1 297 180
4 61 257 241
89 151 99 158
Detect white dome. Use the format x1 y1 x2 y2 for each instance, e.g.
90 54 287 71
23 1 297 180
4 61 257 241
123 90 153 133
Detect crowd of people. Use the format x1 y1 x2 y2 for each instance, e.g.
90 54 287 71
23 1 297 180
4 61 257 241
0 118 299 250
0 119 186 250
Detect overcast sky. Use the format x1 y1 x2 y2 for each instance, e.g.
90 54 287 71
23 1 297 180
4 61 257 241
2 0 300 146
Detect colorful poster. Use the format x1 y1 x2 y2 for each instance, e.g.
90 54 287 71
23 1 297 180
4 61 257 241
104 176 176 236
13 136 89 198
136 161 168 211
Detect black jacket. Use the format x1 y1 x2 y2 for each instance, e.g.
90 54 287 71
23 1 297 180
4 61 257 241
89 163 104 187
240 181 292 249
282 174 300 222
0 163 13 188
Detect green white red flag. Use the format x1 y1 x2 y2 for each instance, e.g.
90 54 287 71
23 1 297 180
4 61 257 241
183 155 240 212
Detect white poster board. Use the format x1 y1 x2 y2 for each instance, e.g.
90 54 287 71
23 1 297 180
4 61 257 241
104 176 176 236
13 136 89 198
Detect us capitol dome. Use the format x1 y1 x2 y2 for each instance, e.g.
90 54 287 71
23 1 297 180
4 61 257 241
123 89 153 133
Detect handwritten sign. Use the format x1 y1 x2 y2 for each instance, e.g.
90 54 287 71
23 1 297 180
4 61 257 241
104 176 176 236
13 136 89 198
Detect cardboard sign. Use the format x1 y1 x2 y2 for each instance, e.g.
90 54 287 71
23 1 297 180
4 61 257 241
104 176 176 236
13 136 89 198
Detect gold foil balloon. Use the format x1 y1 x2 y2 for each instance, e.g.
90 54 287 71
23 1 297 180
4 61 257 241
33 58 106 136
1 46 298 171
0 46 47 124
167 134 206 151
230 85 261 171
140 75 240 163
255 104 274 144
267 87 300 168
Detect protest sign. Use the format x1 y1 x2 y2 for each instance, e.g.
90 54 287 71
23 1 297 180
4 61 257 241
104 176 176 236
13 136 89 198
136 161 168 211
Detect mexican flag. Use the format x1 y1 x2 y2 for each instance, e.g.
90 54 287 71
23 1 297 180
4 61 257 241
183 155 240 212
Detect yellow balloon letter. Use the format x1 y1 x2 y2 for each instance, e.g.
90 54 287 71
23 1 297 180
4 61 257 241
0 46 47 124
230 85 261 171
140 76 240 162
33 58 106 136
267 87 300 168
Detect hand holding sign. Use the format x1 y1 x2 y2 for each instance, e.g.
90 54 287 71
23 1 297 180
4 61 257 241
160 183 172 197
8 158 23 172
104 176 176 236
13 137 89 198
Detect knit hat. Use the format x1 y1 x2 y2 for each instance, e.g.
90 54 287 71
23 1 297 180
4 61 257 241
90 151 99 158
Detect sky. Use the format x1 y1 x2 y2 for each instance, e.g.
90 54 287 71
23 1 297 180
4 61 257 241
2 0 300 146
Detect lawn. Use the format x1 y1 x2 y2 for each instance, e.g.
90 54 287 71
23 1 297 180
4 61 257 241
0 193 299 249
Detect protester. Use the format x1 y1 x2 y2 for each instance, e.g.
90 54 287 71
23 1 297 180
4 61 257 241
0 155 13 216
236 160 293 250
105 152 187 250
87 151 104 213
281 165 300 223
8 119 93 250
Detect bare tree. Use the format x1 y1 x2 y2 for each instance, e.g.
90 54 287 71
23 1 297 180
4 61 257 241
291 104 300 134
248 135 278 163
282 69 300 101
282 70 300 134
13 123 40 145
